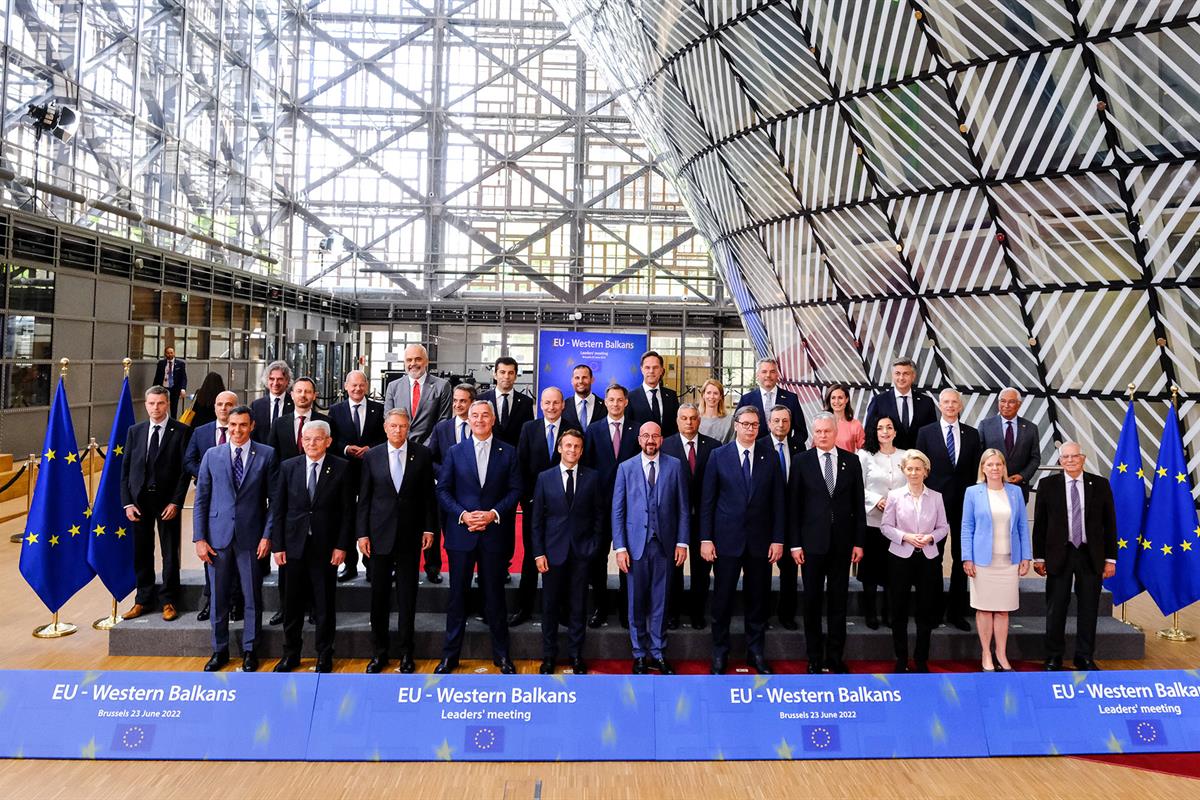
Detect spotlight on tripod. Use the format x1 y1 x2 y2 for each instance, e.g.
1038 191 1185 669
24 103 78 143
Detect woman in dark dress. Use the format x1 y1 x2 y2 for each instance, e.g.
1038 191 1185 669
188 371 226 427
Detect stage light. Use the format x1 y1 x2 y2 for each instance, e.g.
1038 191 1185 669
24 103 78 143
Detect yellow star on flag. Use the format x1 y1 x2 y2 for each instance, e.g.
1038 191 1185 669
65 452 78 464
1117 463 1128 473
435 739 453 761
115 527 127 538
25 532 38 545
94 525 106 536
1117 538 1128 549
112 445 124 457
49 535 60 547
775 738 794 759
1177 473 1187 484
1162 544 1173 555
1137 468 1146 479
83 507 92 518
43 449 55 460
1157 466 1168 478
1182 540 1193 552
1141 538 1153 550
69 524 81 537
1194 525 1200 538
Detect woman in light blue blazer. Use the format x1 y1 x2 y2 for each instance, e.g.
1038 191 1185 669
961 448 1031 672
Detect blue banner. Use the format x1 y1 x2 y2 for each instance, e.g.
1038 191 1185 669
537 330 648 401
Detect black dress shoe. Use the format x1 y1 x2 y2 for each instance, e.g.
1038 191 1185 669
777 617 798 631
425 571 443 584
587 610 606 629
913 661 930 673
433 658 458 675
865 614 880 631
203 650 230 672
399 654 416 674
230 606 244 622
690 615 707 630
337 568 358 583
196 606 210 622
507 610 531 627
1074 658 1101 671
268 611 284 626
571 658 588 675
711 658 727 675
893 659 908 674
749 656 773 675
826 658 849 674
539 658 556 675
947 616 971 632
497 659 517 675
365 657 388 674
242 651 259 672
806 662 824 674
1044 657 1063 671
656 660 675 675
666 616 680 630
273 656 299 673
632 657 649 675
316 652 334 673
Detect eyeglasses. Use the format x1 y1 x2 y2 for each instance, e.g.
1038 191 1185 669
735 420 759 428
1060 453 1084 460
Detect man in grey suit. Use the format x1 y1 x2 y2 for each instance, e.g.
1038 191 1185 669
978 387 1041 500
384 344 453 445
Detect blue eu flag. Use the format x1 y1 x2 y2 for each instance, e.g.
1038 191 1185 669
111 723 156 753
801 724 841 752
1125 718 1166 747
87 377 137 600
1105 401 1146 605
464 726 505 754
1136 406 1200 615
19 377 96 612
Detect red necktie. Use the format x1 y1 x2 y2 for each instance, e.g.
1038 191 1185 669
687 440 696 475
296 415 306 451
411 380 421 414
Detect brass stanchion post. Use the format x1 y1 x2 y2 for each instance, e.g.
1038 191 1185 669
1156 611 1196 642
33 358 78 638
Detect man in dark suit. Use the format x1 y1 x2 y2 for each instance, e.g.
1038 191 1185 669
383 344 453 445
328 369 386 581
510 387 566 626
251 360 294 444
978 387 1041 500
765 403 804 629
736 357 807 448
435 400 522 674
863 357 937 451
789 412 866 673
1033 442 1118 671
660 403 720 629
357 408 439 674
700 406 786 674
425 383 477 584
153 346 188 418
582 384 641 627
183 390 243 622
270 421 353 673
627 350 680 437
479 356 534 446
120 385 192 622
612 422 689 674
531 429 603 675
193 406 278 672
915 388 982 630
560 363 605 432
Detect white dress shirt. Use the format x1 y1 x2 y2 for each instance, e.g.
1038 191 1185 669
940 418 961 464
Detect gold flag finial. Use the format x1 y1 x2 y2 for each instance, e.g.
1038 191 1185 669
122 357 132 377
59 357 70 376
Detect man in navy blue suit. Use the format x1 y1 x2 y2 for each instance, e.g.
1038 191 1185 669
627 350 680 437
612 421 690 674
193 406 278 672
560 364 604 432
434 400 522 674
153 346 188 417
766 403 805 629
478 356 534 446
735 357 807 448
863 357 937 451
327 369 386 581
531 429 603 675
700 406 786 674
424 383 476 584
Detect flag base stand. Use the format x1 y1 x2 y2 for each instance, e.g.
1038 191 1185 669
9 533 23 543
33 613 77 638
1156 613 1195 642
92 599 121 631
1118 603 1142 632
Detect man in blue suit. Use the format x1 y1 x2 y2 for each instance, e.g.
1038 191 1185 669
863 357 938 451
735 357 807 448
153 346 187 417
434 400 522 674
193 406 278 673
612 422 689 674
531 429 603 675
425 383 476 583
701 406 787 675
977 387 1041 500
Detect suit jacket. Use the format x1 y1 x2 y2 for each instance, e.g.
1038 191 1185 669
183 420 226 479
531 465 604 565
627 384 680 437
880 486 950 559
864 388 938 451
736 386 807 447
153 358 187 392
428 416 470 471
561 393 605 432
436 437 522 554
699 439 786 558
192 442 278 550
251 394 294 444
978 413 1041 496
356 441 438 556
267 410 331 462
120 418 192 508
478 389 534 446
582 416 641 495
611 454 690 561
384 373 453 445
1032 471 1118 575
516 417 565 503
788 447 867 555
960 482 1032 566
914 420 982 522
328 398 386 492
270 454 354 558
659 432 720 521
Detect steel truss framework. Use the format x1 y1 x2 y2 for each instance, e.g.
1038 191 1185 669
548 0 1200 482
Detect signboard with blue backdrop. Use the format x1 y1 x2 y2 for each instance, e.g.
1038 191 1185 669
0 669 1197 761
537 330 647 399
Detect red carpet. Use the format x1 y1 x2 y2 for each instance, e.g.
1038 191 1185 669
420 514 527 574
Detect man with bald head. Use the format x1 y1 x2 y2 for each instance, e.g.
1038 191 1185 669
978 387 1041 500
329 370 386 580
384 344 452 445
915 388 982 630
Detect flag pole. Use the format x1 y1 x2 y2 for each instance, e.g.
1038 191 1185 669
33 358 78 638
1118 382 1142 631
86 437 98 500
93 358 133 632
1154 385 1195 642
9 453 36 544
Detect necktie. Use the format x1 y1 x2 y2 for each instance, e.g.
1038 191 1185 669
148 424 161 466
353 403 362 436
647 460 657 489
611 422 621 457
687 440 696 474
945 424 956 465
308 461 318 500
778 442 787 478
500 394 510 427
650 388 661 422
900 395 910 428
459 420 468 442
390 448 404 492
476 440 488 486
741 449 752 490
296 415 306 452
232 446 244 489
1004 420 1015 455
411 379 421 415
565 468 575 506
272 397 281 425
824 451 835 496
165 361 172 388
546 424 556 459
578 398 587 424
1069 479 1084 547
218 427 227 446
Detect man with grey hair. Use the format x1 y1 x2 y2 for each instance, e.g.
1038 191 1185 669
978 387 1040 500
384 343 453 445
251 360 294 444
915 388 982 630
328 369 386 581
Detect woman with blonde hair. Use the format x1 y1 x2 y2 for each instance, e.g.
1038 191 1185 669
698 378 733 443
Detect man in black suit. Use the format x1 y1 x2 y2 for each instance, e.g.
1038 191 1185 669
357 408 438 673
915 388 982 630
270 421 354 673
627 350 680 437
582 383 641 628
864 357 937 451
479 356 533 446
789 412 866 673
328 369 386 581
660 402 720 630
425 383 476 584
560 363 605 432
153 346 188 418
735 357 807 448
978 387 1041 500
510 387 566 626
251 360 294 444
531 429 603 674
1033 442 1118 671
120 385 192 621
766 404 804 629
